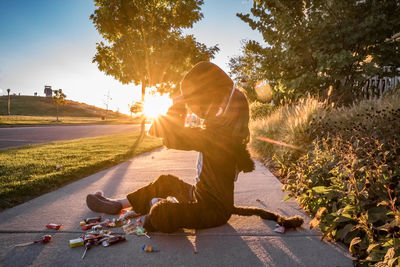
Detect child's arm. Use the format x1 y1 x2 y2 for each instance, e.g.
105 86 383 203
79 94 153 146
148 99 207 151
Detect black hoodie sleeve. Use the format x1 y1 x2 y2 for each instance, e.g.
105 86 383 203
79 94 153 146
149 115 207 151
148 100 208 152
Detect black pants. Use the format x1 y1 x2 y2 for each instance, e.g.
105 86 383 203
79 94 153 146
126 175 230 233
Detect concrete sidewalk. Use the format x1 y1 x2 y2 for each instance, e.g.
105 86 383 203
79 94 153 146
0 148 353 266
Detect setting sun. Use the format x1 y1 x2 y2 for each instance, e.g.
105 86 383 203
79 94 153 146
143 92 173 119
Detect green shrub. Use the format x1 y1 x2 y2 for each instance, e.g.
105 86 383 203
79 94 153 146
250 91 400 265
249 101 276 120
281 135 400 265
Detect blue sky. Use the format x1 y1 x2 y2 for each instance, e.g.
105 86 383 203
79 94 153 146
0 0 263 114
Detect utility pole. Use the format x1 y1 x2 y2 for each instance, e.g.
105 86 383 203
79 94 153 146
103 91 112 120
7 89 10 115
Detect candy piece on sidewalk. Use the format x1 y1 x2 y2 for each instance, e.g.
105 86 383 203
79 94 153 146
104 219 122 228
15 235 52 247
81 240 94 259
119 209 128 216
142 244 159 252
136 227 150 238
274 224 286 234
122 222 137 235
69 238 84 248
84 216 102 224
46 223 62 230
82 222 101 231
119 210 140 221
101 235 126 247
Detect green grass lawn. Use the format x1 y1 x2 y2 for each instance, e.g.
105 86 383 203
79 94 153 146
0 132 162 210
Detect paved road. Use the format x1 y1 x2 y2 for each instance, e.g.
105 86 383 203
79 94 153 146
0 125 141 149
0 148 353 266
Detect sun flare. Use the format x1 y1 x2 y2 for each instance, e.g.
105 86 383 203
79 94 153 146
143 93 173 119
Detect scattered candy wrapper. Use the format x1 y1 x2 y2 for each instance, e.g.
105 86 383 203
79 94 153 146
119 210 140 221
136 227 148 236
274 224 285 234
86 229 111 236
101 235 126 247
70 238 84 248
102 218 122 228
85 216 102 224
46 223 62 230
142 244 158 252
123 222 137 235
123 222 150 238
92 225 103 231
15 235 52 247
80 216 102 226
82 222 100 231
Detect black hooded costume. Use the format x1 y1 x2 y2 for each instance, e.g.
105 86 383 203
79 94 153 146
126 62 254 233
125 62 302 233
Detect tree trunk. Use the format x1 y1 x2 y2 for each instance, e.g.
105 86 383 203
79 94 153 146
56 104 59 122
140 81 146 135
141 81 146 101
7 94 10 116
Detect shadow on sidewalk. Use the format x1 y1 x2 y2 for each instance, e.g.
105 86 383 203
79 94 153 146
1 233 48 266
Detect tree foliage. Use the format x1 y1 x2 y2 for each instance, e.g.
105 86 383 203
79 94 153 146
232 0 400 104
53 89 67 121
130 101 143 114
91 0 219 98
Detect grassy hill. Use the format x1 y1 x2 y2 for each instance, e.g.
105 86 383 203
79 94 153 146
0 95 127 118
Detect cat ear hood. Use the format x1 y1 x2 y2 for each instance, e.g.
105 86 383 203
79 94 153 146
181 61 233 102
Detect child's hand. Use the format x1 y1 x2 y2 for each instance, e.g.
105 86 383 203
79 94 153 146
148 96 186 138
166 95 186 119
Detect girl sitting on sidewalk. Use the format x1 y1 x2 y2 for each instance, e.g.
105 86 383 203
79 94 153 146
86 61 303 233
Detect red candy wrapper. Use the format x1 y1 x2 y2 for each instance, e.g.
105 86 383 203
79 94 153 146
119 209 128 216
82 222 100 231
84 216 102 224
46 223 62 230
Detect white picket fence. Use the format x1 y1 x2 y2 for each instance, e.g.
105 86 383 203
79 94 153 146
362 75 400 98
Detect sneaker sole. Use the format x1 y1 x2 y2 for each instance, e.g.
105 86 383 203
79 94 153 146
86 194 121 215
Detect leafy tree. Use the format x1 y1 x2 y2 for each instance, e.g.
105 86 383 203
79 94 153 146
90 0 219 101
232 0 400 104
229 41 265 102
53 89 66 122
130 101 143 115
